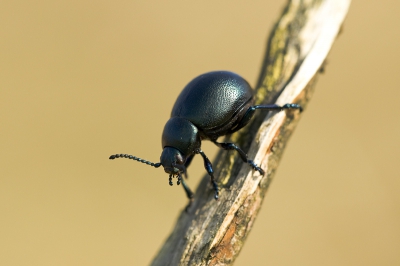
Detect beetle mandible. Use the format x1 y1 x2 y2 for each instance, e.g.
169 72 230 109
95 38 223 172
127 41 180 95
109 71 301 201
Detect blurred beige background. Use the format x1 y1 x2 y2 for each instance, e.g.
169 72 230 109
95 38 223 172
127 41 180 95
1 0 399 265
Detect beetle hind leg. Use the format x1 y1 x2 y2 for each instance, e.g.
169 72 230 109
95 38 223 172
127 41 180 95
228 103 302 134
252 103 302 112
213 141 265 175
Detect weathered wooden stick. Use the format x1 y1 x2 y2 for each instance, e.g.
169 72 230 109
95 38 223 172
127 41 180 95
151 0 351 265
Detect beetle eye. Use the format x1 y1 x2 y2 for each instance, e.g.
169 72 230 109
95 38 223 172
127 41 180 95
175 153 184 165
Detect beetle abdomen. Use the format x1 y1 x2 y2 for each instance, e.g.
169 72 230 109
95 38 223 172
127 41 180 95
171 71 253 135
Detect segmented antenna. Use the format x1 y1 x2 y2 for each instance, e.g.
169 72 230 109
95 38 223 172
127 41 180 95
109 154 162 168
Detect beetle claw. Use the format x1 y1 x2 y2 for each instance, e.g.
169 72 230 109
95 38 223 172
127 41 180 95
211 180 219 200
248 160 265 175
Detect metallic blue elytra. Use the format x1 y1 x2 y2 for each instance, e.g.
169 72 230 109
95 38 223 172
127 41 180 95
109 71 302 203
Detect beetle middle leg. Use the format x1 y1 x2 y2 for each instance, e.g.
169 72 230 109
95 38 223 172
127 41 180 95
197 149 219 200
212 141 265 175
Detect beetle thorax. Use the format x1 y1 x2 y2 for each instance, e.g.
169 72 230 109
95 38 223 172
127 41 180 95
161 117 201 156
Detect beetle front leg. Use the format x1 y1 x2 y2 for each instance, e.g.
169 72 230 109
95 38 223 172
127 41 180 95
177 175 194 211
213 141 265 175
177 174 194 199
182 154 194 179
197 150 219 200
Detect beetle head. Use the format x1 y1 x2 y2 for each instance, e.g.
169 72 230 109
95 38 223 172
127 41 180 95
160 117 200 177
160 146 186 175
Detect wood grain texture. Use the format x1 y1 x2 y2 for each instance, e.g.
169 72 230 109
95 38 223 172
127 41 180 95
151 0 351 265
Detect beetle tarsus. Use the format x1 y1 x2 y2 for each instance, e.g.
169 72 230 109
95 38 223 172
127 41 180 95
282 103 302 112
248 160 265 175
212 180 219 200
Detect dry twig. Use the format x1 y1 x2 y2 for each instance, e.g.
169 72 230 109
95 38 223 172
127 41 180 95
151 0 351 265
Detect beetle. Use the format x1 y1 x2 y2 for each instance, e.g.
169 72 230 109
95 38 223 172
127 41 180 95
109 71 301 201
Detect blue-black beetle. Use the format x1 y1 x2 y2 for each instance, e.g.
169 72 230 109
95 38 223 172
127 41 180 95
110 71 301 201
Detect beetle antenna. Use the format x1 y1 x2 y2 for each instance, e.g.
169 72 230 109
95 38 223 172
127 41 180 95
109 154 162 168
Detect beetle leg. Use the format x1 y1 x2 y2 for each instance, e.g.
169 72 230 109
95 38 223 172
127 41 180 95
177 174 194 212
183 154 195 179
252 103 302 112
213 141 265 175
179 174 194 199
230 103 302 133
197 150 219 200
